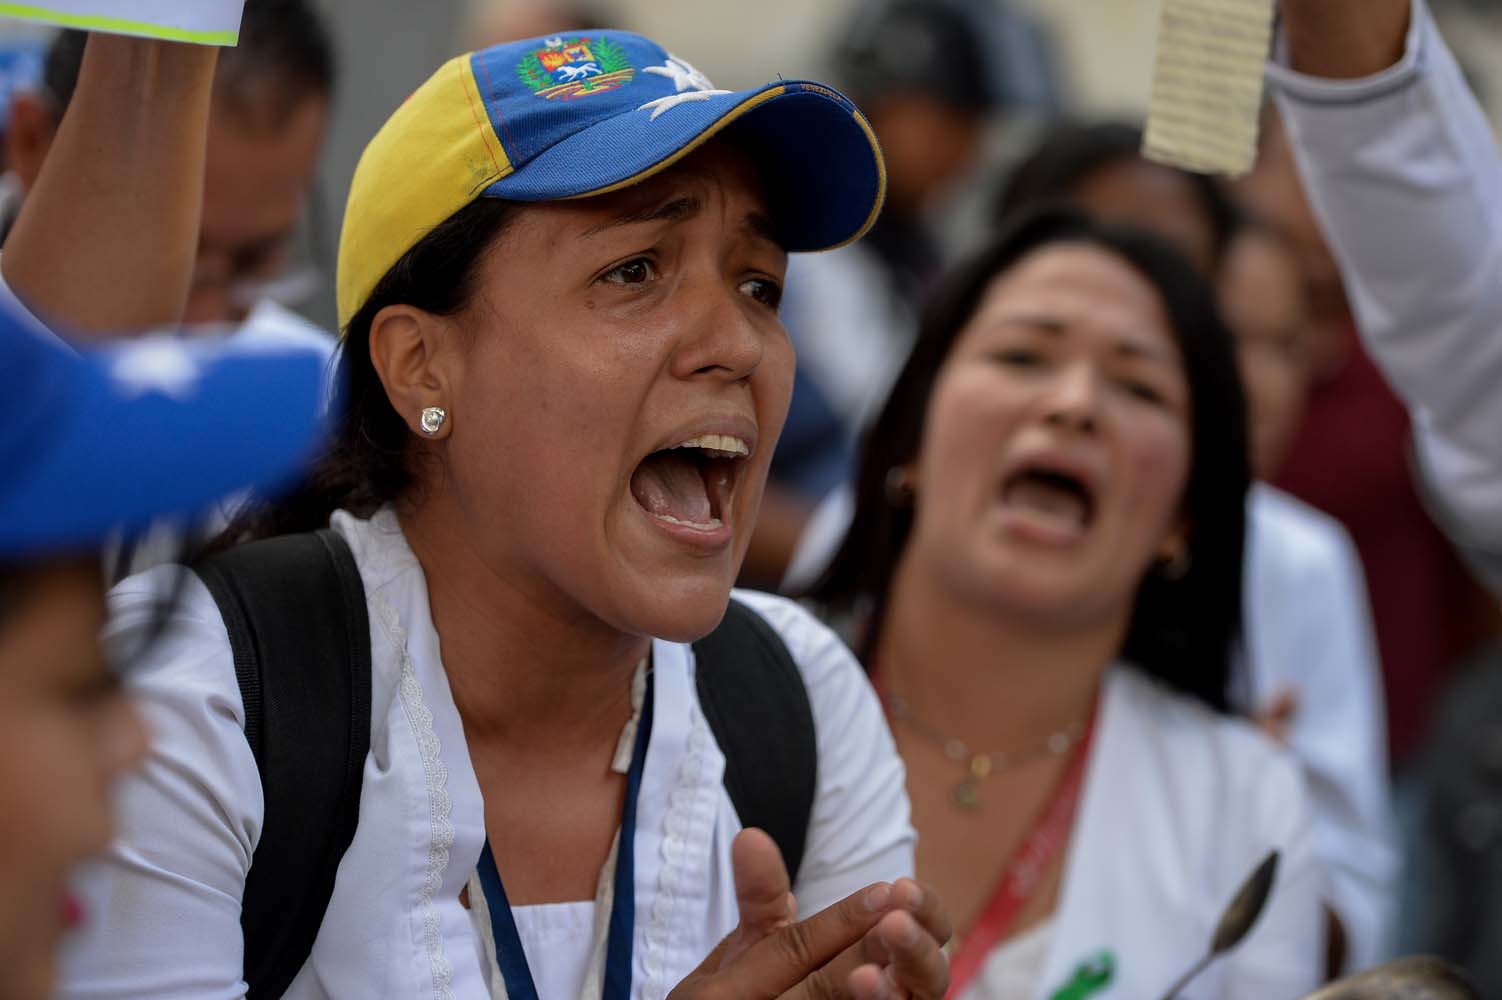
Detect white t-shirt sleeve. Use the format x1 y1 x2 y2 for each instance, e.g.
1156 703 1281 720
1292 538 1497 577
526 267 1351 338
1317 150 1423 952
729 591 915 916
1267 0 1502 576
58 569 260 999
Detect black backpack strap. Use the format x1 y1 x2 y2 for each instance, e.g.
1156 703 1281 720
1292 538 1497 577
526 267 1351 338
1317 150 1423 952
195 529 372 999
693 598 818 884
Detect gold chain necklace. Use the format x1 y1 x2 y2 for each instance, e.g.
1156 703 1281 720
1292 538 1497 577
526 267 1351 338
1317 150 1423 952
882 693 1088 809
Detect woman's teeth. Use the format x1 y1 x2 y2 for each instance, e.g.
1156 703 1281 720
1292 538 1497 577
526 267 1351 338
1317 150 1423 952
650 512 724 530
674 434 750 458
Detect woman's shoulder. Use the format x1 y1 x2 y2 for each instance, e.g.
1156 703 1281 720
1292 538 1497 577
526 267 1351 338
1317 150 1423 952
110 507 407 698
108 508 417 737
717 589 893 774
726 588 869 693
722 591 915 905
110 563 240 705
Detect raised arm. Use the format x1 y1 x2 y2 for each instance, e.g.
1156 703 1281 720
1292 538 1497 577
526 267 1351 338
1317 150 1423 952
1270 0 1502 582
1280 0 1409 79
1 34 217 332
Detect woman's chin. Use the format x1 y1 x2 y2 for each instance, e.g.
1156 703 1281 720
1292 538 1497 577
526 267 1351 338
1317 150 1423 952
618 584 735 645
940 552 1119 629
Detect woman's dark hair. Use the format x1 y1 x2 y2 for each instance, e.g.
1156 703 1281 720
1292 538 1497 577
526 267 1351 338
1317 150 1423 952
995 121 1239 273
0 564 23 625
808 206 1249 712
221 198 519 544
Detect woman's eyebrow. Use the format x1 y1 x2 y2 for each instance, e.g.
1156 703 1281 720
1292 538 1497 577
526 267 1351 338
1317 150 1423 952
988 316 1177 364
993 313 1067 335
582 196 702 238
1113 337 1177 364
744 211 787 252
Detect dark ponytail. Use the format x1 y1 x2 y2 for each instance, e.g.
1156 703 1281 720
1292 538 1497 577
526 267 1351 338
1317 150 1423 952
218 198 520 545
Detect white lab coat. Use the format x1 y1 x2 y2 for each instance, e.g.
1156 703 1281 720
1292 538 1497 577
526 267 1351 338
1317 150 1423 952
1020 667 1326 1000
1268 0 1502 588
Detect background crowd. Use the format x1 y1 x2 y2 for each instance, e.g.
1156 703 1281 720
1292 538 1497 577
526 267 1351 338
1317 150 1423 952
0 0 1499 997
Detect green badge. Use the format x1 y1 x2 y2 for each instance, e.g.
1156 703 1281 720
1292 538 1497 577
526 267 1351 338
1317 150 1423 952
1049 951 1115 1000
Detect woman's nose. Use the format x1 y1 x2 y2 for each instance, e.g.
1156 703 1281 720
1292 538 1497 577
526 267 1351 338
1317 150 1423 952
1040 363 1102 434
672 282 766 383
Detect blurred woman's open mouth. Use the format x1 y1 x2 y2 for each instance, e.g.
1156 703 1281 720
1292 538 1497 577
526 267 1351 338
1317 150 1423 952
997 459 1099 546
630 432 752 547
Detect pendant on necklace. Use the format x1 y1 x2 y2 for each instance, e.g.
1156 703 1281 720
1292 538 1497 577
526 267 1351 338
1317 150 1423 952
952 754 992 809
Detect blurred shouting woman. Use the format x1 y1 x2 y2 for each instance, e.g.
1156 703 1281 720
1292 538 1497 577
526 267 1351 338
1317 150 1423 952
812 208 1326 999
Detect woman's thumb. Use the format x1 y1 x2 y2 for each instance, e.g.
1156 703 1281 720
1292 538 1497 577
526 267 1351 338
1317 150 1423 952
726 828 797 961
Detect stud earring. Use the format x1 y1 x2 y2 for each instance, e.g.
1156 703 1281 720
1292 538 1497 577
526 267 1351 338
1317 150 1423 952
420 406 447 436
1157 545 1191 580
885 465 916 507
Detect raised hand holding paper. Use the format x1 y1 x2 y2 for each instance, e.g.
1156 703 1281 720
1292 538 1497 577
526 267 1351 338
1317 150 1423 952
0 0 245 45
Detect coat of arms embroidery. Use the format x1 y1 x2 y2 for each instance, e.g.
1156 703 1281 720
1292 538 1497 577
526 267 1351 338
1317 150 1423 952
516 36 634 100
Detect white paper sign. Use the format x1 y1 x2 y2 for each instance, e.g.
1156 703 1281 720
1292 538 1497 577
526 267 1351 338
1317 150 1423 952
1142 0 1277 177
0 0 246 46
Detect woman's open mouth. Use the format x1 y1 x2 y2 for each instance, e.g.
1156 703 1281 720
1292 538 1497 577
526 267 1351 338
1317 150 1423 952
629 433 750 537
997 462 1098 544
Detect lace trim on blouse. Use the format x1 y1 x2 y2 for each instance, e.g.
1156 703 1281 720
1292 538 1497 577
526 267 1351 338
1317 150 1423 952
376 596 458 1000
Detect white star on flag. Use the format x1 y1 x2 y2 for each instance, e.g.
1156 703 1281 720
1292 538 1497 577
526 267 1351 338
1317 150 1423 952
110 338 203 401
645 55 716 94
639 55 731 120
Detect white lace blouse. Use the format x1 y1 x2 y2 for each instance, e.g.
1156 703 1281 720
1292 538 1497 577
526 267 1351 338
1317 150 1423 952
58 508 915 999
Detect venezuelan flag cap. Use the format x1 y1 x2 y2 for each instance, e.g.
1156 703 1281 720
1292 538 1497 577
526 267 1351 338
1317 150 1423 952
336 31 887 330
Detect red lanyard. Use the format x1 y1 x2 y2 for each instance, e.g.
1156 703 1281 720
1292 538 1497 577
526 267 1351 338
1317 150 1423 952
945 713 1097 999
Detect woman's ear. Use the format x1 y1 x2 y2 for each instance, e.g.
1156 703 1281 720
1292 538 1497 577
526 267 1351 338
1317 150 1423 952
368 305 458 440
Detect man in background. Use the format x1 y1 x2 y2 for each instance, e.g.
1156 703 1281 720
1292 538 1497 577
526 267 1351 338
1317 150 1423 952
1 0 337 577
3 0 333 329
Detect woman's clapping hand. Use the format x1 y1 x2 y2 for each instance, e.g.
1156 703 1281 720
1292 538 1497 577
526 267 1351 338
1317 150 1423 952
670 830 952 1000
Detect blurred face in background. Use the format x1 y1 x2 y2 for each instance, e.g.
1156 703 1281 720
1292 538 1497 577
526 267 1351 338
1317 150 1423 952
1069 158 1219 277
7 87 327 328
904 243 1191 632
1234 111 1353 379
467 0 602 48
0 562 146 1000
1220 229 1314 479
186 93 327 326
869 91 985 214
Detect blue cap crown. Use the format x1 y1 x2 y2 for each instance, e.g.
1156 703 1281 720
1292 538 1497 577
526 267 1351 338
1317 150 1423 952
337 30 886 327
